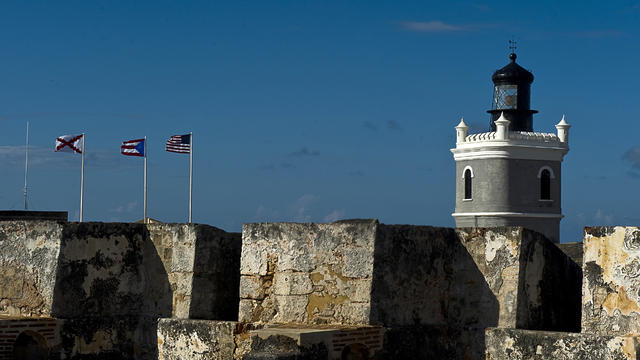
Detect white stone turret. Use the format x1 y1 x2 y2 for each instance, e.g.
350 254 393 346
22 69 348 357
456 118 469 143
494 112 510 140
555 115 571 144
450 112 571 243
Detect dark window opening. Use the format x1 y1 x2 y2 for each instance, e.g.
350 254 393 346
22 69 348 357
12 331 48 360
540 169 551 200
341 343 370 360
464 169 472 200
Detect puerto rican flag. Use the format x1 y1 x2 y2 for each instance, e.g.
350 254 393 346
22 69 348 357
121 138 145 157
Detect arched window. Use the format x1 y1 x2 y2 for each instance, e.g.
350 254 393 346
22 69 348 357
537 166 555 201
12 331 48 360
540 169 551 200
464 168 472 200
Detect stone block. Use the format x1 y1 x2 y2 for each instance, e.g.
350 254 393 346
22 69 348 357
273 272 313 296
274 295 309 323
171 242 195 272
239 299 260 323
239 298 277 323
336 279 371 302
342 247 374 278
168 272 193 295
583 226 640 335
172 293 191 319
485 328 640 360
334 302 370 324
240 221 378 326
240 275 267 300
157 319 236 360
241 245 268 276
278 250 315 273
239 326 383 360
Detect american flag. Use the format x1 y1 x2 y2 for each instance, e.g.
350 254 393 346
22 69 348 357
165 134 191 154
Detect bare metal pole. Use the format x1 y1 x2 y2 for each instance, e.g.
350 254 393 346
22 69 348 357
188 132 193 223
80 133 85 222
23 122 29 210
144 136 148 224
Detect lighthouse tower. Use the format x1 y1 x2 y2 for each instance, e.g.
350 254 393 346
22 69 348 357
450 53 571 243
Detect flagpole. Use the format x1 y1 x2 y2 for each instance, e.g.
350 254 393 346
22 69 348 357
80 133 85 222
144 136 148 224
23 122 29 210
189 132 193 224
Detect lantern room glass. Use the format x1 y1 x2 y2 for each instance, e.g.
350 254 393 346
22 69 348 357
493 85 518 110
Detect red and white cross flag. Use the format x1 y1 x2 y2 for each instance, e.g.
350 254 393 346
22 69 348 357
55 133 86 222
55 134 84 153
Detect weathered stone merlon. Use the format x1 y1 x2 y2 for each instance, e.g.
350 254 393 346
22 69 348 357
583 226 640 336
238 221 581 333
0 221 241 321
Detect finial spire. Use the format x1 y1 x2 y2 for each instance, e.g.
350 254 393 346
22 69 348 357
455 117 469 143
494 112 511 140
555 114 571 144
557 114 569 126
508 39 517 63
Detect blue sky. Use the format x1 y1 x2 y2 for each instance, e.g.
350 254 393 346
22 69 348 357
1 1 639 242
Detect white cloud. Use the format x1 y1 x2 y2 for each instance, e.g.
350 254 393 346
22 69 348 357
291 194 316 222
253 204 281 221
594 209 614 225
0 145 70 167
112 201 138 214
0 145 131 170
252 194 319 223
323 209 345 223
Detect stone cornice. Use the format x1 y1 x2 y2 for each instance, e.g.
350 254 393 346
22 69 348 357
451 141 569 161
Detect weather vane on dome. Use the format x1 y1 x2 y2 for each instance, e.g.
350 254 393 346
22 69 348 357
508 39 517 53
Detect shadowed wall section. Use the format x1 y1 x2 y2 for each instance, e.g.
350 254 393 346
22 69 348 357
46 222 240 359
370 226 500 328
486 226 640 359
51 223 171 359
369 226 581 359
516 229 582 332
189 225 241 320
370 226 501 359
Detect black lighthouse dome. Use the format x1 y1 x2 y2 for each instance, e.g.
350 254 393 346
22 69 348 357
487 53 538 132
492 53 534 84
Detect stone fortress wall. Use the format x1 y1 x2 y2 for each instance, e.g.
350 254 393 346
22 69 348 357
231 221 580 359
486 226 640 359
0 219 241 359
1 216 640 359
